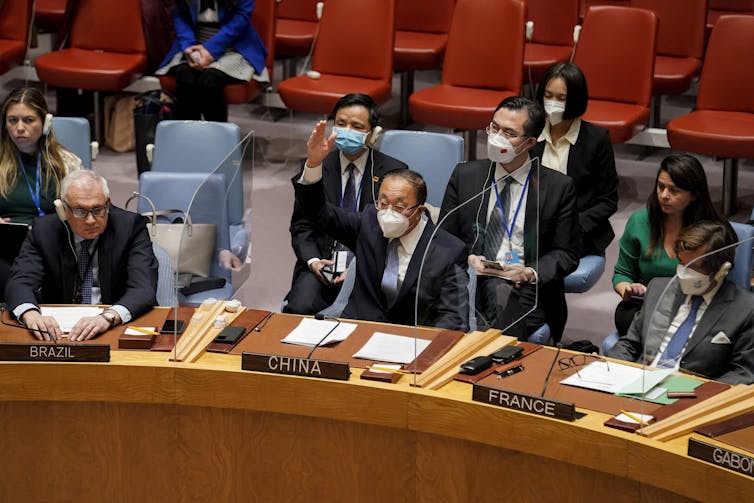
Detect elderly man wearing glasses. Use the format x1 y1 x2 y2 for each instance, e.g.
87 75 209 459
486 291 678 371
6 170 157 341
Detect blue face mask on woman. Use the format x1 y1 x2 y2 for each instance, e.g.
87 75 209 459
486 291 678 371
333 126 369 155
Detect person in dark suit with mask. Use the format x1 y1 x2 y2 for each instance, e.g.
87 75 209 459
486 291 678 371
294 136 469 330
283 93 407 315
5 170 157 342
440 96 578 342
608 221 754 385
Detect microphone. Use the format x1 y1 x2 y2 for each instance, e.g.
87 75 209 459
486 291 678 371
540 342 562 397
0 303 58 343
306 313 341 360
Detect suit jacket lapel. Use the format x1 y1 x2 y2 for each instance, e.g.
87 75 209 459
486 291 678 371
322 154 342 207
684 282 734 356
359 149 378 208
61 227 77 302
394 218 434 305
97 229 112 303
645 286 685 359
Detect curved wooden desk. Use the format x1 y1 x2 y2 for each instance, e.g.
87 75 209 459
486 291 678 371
0 315 751 501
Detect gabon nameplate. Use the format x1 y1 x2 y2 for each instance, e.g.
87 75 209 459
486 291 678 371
0 343 110 362
688 437 754 478
241 352 351 381
472 383 578 422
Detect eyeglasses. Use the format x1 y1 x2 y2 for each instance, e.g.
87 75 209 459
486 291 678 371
65 202 109 219
486 122 524 139
558 354 610 378
375 201 419 215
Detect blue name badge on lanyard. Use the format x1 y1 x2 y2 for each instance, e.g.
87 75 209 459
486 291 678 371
18 152 44 216
493 171 531 256
503 250 520 266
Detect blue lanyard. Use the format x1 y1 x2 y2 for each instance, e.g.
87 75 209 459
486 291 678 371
493 171 531 248
339 169 365 212
17 153 44 216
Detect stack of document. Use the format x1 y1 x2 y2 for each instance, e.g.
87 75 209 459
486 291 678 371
282 318 358 347
353 332 431 364
40 306 103 333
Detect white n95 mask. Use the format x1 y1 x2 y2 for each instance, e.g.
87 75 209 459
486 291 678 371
487 134 517 164
544 100 566 126
676 264 711 296
377 209 410 238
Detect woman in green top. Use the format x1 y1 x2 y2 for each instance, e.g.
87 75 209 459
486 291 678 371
0 87 82 295
612 154 722 335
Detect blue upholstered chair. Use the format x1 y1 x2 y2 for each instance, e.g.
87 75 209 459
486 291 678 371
138 171 233 303
564 255 606 293
148 120 249 259
379 130 464 208
51 116 97 169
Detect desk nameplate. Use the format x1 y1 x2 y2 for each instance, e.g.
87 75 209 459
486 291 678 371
242 352 350 381
0 343 110 362
473 383 577 422
688 437 754 478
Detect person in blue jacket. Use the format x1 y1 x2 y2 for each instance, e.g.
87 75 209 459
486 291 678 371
157 0 268 122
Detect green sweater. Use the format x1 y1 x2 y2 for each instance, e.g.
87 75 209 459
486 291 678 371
612 208 678 288
0 153 58 226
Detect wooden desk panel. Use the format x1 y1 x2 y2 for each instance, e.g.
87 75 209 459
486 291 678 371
0 312 751 501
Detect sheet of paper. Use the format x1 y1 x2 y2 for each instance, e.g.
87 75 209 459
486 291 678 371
559 361 647 394
353 332 431 364
40 306 103 333
615 412 654 425
124 326 158 336
617 374 703 405
281 317 357 347
617 368 673 395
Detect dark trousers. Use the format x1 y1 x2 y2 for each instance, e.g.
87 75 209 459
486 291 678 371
477 278 552 341
173 64 238 122
283 268 340 315
615 299 643 336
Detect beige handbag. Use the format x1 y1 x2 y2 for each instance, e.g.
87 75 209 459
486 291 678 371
126 193 216 277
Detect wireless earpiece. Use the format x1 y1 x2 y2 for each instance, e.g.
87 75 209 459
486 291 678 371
54 199 66 222
715 261 732 282
42 113 53 136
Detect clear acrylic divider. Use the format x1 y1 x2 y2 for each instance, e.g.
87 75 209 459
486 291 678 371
411 157 541 387
132 129 254 363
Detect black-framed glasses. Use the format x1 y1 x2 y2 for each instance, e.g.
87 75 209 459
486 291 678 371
375 200 419 215
65 202 109 219
558 354 610 378
486 121 524 139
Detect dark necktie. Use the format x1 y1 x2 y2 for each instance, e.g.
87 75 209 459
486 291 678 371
342 163 357 212
484 178 511 261
78 239 94 304
381 239 400 306
658 295 704 368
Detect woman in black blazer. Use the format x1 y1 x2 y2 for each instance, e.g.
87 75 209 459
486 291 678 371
533 62 618 258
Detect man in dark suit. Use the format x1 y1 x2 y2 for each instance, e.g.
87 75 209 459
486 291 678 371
283 93 407 315
295 151 469 330
608 221 754 385
6 171 157 341
440 96 578 341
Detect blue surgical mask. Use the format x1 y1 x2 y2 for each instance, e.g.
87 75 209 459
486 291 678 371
333 126 368 155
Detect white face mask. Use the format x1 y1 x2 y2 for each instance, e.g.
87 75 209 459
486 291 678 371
487 134 519 164
676 264 712 296
544 99 566 126
377 208 412 238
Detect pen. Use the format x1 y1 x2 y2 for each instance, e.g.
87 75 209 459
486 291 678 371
620 409 649 425
496 364 524 379
369 365 409 374
126 326 159 336
253 312 274 332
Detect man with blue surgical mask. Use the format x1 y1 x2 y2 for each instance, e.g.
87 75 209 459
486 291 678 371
283 93 407 315
439 96 579 342
609 221 754 385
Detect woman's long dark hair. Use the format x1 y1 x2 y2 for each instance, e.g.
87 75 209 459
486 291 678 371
646 154 722 255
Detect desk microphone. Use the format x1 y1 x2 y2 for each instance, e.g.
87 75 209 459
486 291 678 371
0 303 58 343
306 313 341 360
540 342 562 397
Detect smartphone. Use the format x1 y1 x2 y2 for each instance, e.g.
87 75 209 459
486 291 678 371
160 319 186 335
490 346 523 364
321 264 341 285
459 355 493 375
213 326 246 344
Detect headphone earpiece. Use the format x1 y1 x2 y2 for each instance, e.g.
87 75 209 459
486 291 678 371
714 261 732 282
368 126 383 148
43 113 53 136
54 199 66 222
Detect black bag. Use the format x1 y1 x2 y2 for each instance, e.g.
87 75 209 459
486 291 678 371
134 90 175 175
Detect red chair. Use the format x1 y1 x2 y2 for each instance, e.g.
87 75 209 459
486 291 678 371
632 0 707 127
667 15 754 216
524 0 580 88
580 0 630 19
158 0 277 108
277 0 395 115
0 0 33 75
573 6 657 143
34 0 147 141
707 0 754 37
35 0 67 33
409 0 525 160
394 0 455 124
275 0 319 64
